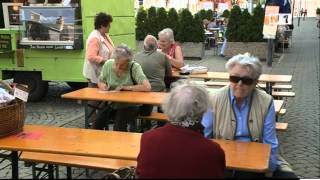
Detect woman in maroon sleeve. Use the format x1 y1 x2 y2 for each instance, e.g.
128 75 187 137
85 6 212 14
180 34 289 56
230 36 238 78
136 81 226 178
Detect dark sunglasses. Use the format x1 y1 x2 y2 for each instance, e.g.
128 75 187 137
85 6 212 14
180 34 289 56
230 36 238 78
229 75 256 85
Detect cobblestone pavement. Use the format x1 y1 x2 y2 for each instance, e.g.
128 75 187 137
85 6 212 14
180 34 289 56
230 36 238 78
0 18 319 179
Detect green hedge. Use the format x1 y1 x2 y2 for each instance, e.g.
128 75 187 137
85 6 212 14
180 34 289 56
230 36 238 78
226 4 265 42
135 7 148 41
135 7 204 43
317 8 320 15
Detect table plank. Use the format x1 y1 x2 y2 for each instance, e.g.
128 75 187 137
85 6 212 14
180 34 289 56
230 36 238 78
172 71 292 83
62 88 166 105
214 139 271 172
0 125 270 172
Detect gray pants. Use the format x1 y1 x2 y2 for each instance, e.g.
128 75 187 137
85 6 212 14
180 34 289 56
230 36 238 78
113 106 139 132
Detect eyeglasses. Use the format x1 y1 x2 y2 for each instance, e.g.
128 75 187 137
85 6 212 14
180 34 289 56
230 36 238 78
229 75 256 85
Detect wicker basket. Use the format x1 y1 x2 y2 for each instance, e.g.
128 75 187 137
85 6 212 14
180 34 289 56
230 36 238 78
0 99 26 137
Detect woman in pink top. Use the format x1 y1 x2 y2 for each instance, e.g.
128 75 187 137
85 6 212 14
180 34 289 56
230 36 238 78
158 28 184 89
83 12 114 87
158 28 184 70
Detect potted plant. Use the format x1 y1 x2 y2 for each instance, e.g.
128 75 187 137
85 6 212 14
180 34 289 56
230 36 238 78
146 6 157 37
135 7 205 59
135 7 148 50
156 7 168 35
167 8 179 38
176 9 205 59
221 9 230 19
224 4 268 60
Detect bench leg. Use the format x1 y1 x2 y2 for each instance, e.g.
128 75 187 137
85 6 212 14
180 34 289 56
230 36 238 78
67 166 72 179
55 165 60 179
11 151 19 179
48 164 55 179
85 169 90 178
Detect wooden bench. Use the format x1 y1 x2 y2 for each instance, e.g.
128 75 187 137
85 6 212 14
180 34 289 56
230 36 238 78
138 112 168 122
275 122 288 131
20 152 137 179
195 81 292 91
272 91 295 98
139 112 287 130
1 125 273 178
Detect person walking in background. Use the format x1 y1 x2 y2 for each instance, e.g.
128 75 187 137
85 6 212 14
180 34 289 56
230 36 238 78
300 8 304 17
303 9 307 20
136 81 226 178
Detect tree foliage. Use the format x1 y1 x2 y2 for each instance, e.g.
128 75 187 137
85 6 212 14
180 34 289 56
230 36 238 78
226 5 242 42
176 9 194 42
221 9 230 18
226 5 264 42
135 7 148 41
167 8 179 38
136 7 204 42
156 7 168 37
146 6 158 37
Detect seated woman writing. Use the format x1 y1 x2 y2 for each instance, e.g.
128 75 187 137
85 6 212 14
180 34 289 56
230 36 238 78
95 44 151 132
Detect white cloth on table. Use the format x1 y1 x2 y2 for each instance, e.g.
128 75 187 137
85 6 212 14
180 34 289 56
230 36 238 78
180 65 208 74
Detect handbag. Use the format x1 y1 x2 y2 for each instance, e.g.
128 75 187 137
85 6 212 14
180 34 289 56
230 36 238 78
103 166 136 179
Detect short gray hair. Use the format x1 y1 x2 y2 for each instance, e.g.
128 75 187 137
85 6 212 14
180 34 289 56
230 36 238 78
158 28 175 43
143 35 157 51
111 44 133 62
225 52 262 79
162 80 210 128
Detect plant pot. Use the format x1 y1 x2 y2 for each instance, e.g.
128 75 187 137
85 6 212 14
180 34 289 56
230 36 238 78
180 42 205 60
224 42 268 60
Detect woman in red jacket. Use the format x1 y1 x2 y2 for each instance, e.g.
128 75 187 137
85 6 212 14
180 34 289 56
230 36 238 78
136 81 226 178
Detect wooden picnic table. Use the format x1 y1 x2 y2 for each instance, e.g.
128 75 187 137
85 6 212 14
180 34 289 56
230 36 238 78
172 71 292 94
62 88 166 128
62 88 166 105
62 88 284 128
0 125 271 178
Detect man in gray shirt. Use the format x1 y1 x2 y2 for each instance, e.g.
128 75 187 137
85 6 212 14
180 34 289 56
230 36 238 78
135 35 172 92
134 35 172 129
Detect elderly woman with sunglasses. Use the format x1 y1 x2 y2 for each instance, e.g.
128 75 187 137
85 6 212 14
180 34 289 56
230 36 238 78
95 44 151 132
202 53 297 178
136 81 226 178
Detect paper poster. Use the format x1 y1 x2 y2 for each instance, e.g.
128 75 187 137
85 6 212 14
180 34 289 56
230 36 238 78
278 13 292 25
263 5 280 39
